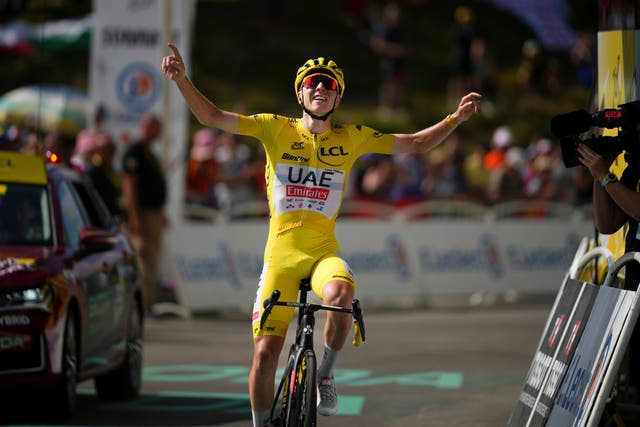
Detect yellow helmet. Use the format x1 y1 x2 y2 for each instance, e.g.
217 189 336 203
294 57 345 97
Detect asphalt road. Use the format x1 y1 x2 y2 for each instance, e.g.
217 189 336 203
3 302 553 427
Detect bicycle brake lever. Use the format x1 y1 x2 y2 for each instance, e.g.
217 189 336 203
351 299 366 345
264 290 281 308
260 290 281 330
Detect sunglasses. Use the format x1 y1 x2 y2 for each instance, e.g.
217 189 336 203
302 74 338 91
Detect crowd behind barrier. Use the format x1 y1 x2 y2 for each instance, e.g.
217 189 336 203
2 118 594 225
1 1 594 223
181 121 593 223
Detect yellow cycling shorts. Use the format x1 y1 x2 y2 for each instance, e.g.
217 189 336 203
251 228 356 338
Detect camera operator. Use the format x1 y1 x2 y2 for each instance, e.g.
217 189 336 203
578 142 640 391
578 144 640 287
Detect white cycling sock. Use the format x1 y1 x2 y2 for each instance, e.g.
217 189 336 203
318 343 339 379
252 408 270 427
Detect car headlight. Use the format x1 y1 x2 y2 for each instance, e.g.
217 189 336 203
0 284 54 309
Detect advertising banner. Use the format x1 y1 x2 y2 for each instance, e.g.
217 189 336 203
167 219 592 312
546 285 635 426
508 279 597 426
89 0 194 219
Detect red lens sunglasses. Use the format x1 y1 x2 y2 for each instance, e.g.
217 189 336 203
302 74 338 91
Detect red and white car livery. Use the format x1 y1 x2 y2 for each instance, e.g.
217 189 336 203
0 150 143 418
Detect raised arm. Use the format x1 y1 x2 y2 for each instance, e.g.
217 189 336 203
161 43 239 134
392 92 482 154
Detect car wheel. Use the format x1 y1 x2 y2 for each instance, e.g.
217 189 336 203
94 303 143 400
50 310 78 418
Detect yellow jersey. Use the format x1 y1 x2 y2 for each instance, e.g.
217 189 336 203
237 113 396 236
240 113 395 337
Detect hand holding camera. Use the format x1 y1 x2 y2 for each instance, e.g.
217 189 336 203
550 100 640 168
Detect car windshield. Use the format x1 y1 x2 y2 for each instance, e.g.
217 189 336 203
0 182 52 246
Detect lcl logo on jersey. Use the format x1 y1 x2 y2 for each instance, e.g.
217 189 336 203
317 146 349 167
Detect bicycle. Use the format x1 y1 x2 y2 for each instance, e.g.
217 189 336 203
259 278 366 427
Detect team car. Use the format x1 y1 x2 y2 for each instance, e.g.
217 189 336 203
0 150 143 417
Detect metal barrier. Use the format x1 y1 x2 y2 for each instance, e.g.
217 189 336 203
183 199 594 223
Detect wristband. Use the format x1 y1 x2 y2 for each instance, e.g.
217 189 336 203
444 114 459 129
600 172 618 187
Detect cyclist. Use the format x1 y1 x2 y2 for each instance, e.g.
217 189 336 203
162 44 481 427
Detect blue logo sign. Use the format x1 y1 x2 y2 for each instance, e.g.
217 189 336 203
116 61 161 112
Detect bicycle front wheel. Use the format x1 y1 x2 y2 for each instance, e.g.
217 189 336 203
285 349 317 427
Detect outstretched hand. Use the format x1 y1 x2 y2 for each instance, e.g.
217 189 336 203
454 92 482 124
161 43 186 81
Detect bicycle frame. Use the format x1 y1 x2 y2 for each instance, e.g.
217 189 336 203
259 279 366 426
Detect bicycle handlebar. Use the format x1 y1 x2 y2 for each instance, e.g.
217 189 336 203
260 290 366 345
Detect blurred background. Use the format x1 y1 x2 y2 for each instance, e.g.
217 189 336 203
0 0 596 147
0 0 603 310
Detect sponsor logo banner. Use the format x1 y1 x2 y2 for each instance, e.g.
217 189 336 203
509 279 597 426
546 285 634 426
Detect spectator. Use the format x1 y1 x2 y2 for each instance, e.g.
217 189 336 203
1 124 24 151
424 148 450 200
526 155 559 201
464 142 490 203
369 1 408 120
70 130 97 174
424 142 469 202
469 35 498 109
524 136 552 190
121 114 166 314
214 130 264 213
91 104 111 136
185 128 220 208
73 104 115 173
448 5 475 108
19 132 44 157
389 153 428 205
516 39 559 95
570 32 596 90
86 132 122 218
487 146 526 203
483 125 514 171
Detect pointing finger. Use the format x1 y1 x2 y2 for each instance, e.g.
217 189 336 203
167 43 182 60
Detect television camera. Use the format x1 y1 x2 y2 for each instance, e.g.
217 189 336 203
550 100 640 168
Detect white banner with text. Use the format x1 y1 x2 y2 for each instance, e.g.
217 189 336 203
167 218 594 312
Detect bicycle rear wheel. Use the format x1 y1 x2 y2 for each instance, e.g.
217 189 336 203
285 349 317 427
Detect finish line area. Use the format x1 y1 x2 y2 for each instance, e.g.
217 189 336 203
3 305 549 427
